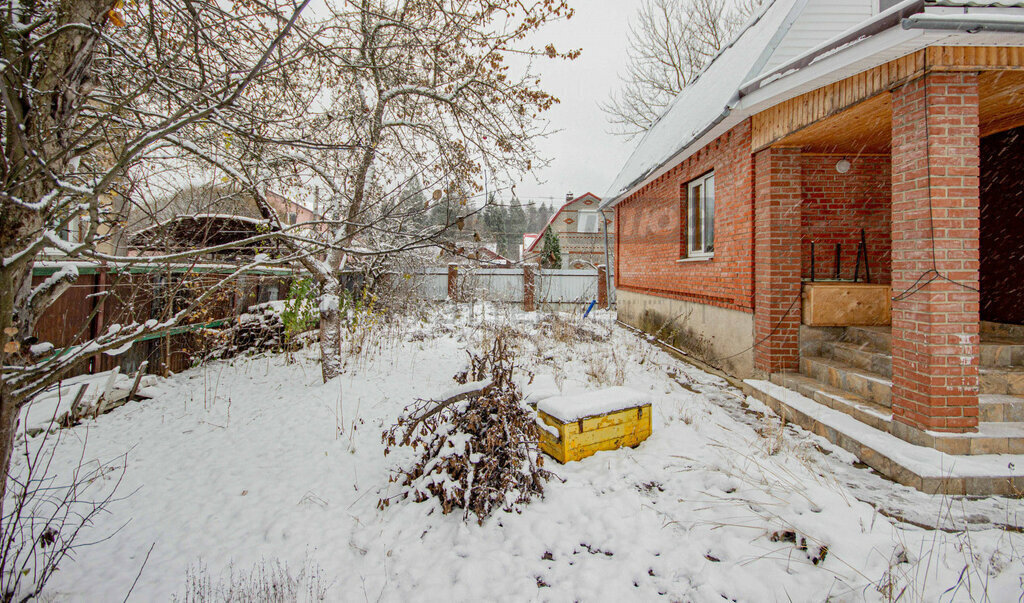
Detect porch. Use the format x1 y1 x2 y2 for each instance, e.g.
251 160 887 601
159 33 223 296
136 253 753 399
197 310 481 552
747 49 1024 494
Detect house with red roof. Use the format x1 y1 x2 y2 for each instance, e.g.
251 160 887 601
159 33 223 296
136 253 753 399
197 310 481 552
523 192 614 269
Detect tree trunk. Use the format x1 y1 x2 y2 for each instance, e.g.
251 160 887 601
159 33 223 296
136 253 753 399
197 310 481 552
0 384 21 508
319 281 344 382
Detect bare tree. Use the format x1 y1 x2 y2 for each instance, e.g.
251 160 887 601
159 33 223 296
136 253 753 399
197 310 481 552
603 0 759 139
0 0 349 506
0 0 575 508
281 0 578 381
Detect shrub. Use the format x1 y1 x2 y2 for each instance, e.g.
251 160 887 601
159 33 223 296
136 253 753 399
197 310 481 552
380 337 551 523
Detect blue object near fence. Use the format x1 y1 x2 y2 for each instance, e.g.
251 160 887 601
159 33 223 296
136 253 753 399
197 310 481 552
583 300 597 318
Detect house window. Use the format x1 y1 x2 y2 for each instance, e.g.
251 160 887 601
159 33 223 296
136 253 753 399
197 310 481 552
286 212 297 225
685 171 715 257
577 210 600 233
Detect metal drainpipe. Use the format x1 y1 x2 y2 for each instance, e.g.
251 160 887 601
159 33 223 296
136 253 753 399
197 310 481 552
599 208 612 310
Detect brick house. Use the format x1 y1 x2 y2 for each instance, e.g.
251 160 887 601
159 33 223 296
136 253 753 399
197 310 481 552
601 0 1024 494
524 192 614 268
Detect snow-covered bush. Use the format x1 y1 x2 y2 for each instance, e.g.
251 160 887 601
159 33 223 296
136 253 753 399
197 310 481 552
380 337 551 523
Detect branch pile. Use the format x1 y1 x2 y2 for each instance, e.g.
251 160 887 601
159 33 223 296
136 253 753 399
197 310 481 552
380 338 551 523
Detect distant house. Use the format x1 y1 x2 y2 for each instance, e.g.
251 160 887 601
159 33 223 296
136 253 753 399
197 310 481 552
523 192 613 269
601 0 1024 494
266 191 321 228
127 183 323 258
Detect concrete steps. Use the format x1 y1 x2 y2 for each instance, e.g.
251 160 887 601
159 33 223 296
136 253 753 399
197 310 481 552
770 372 891 433
799 355 892 408
981 367 1024 396
785 324 1024 459
980 394 1024 422
818 340 892 378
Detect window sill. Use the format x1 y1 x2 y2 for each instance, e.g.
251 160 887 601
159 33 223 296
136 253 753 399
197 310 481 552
677 255 714 263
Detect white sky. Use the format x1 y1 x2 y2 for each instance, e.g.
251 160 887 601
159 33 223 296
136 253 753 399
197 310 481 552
508 0 646 207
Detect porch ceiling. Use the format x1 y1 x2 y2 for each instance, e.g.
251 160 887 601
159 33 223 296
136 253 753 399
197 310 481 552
774 93 892 154
980 70 1024 137
771 69 1024 154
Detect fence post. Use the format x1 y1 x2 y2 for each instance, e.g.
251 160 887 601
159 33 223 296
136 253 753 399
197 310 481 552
597 265 608 308
523 264 537 312
447 264 459 302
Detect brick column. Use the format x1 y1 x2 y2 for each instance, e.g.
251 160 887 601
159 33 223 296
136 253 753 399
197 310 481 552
447 264 458 302
597 265 608 308
753 146 803 374
890 72 980 433
523 264 537 311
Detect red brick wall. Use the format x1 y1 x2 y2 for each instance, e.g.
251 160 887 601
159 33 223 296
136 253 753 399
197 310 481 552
801 155 892 284
615 121 755 313
890 72 980 433
754 147 802 373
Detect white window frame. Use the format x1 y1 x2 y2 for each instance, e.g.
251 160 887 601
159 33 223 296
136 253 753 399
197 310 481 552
685 171 715 258
577 210 600 233
286 212 298 225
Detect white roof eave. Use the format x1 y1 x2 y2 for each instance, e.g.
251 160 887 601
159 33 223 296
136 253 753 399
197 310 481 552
599 26 936 210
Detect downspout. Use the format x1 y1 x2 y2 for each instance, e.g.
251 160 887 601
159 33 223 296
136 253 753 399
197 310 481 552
599 208 612 310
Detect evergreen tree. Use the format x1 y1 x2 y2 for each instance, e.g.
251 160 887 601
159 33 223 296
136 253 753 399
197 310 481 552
540 228 561 268
503 198 528 259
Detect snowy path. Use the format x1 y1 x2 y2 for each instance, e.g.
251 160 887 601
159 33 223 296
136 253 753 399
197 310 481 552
15 307 1024 601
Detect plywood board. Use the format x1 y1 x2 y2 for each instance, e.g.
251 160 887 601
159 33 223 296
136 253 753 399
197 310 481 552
802 283 891 327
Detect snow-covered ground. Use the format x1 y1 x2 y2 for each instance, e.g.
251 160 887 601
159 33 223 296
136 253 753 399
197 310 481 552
12 305 1024 601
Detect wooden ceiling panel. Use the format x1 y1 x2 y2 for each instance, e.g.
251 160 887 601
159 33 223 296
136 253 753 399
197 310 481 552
980 70 1024 138
774 93 892 154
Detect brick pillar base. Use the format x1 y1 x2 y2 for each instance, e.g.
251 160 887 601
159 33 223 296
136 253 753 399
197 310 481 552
890 72 980 433
597 265 608 308
753 146 803 374
523 264 537 312
447 264 458 302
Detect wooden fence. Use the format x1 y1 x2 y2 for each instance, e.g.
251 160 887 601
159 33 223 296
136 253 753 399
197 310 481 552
31 262 295 378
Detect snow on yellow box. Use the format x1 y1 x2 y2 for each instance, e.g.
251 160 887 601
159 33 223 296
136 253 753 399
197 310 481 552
535 387 652 463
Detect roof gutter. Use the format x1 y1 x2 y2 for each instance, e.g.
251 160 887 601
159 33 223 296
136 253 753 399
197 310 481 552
902 13 1024 33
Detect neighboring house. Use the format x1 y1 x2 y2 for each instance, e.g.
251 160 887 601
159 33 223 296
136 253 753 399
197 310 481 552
127 183 322 257
524 192 613 268
601 0 1024 494
266 190 320 228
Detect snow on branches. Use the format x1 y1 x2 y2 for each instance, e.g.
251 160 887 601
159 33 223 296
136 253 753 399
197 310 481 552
380 337 552 523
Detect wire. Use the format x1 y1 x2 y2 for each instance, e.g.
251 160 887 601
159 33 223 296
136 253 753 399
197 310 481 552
707 293 801 364
890 63 980 303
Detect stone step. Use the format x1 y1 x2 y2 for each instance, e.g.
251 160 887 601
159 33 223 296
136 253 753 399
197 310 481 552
982 320 1024 340
818 340 892 378
980 394 1024 422
841 326 892 354
981 367 1024 396
834 325 1024 368
981 338 1024 368
800 355 892 408
770 372 892 433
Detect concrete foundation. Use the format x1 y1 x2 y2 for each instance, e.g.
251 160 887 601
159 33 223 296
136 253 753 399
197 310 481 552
617 289 755 378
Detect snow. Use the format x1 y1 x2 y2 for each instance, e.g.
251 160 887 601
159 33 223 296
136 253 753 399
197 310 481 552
537 386 649 422
746 380 1024 478
11 305 1024 601
603 0 799 203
